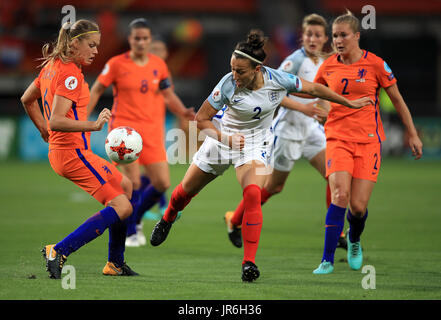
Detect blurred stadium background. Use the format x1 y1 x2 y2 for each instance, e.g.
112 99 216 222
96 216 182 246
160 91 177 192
1 0 441 302
0 0 440 162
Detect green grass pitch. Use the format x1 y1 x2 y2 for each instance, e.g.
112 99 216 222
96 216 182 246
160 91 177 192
0 158 440 300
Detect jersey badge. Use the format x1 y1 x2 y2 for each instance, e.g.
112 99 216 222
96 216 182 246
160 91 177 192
65 76 78 90
268 91 279 103
281 60 293 72
356 68 367 83
212 88 221 102
101 63 110 75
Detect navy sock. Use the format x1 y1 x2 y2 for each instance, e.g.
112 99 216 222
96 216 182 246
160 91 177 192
126 189 141 236
322 204 346 264
347 209 368 243
55 206 120 257
136 184 162 224
140 175 150 189
108 218 127 267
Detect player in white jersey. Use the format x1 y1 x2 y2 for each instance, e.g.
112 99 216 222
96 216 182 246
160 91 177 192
149 29 372 282
224 14 347 250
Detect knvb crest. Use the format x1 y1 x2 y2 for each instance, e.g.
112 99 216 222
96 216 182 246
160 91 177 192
268 91 279 103
356 68 367 82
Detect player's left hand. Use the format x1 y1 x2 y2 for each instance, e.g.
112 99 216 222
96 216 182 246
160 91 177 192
409 134 423 160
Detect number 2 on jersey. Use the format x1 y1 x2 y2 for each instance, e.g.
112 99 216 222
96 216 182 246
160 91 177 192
252 106 262 120
341 78 349 95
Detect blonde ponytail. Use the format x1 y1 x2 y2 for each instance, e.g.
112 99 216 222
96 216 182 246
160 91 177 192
38 19 99 68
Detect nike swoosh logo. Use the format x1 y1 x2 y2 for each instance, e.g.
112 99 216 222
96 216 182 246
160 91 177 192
110 265 123 275
233 98 244 103
246 222 261 226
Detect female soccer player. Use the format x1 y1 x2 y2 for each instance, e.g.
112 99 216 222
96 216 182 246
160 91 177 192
149 29 373 282
20 19 138 278
88 18 195 247
312 11 423 274
224 14 347 250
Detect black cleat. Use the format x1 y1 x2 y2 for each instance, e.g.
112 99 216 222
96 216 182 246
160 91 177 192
150 218 173 246
241 261 260 282
42 245 67 279
224 211 242 248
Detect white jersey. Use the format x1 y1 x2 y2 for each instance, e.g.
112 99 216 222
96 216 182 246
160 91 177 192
275 47 324 140
207 66 302 146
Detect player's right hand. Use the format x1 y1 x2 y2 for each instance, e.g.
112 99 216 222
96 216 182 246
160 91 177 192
347 96 374 109
94 108 112 131
230 133 245 150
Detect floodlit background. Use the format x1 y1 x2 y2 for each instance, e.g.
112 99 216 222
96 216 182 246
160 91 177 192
0 0 440 161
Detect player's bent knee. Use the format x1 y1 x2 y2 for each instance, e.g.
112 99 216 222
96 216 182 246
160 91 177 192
152 180 170 193
120 175 133 199
332 189 350 207
109 195 133 220
349 201 367 217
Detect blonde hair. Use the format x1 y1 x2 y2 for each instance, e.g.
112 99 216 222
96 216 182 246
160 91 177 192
302 13 328 33
333 10 360 34
39 19 100 68
301 13 332 59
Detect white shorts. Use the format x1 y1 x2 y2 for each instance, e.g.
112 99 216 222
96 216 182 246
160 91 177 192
271 124 326 172
192 136 272 176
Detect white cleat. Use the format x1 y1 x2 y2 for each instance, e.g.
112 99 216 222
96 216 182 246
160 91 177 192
136 223 147 246
125 233 140 247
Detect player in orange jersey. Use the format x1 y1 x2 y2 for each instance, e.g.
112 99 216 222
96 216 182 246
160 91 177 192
88 18 195 247
312 11 423 274
20 19 138 279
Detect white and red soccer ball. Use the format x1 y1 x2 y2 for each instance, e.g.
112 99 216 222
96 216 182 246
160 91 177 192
105 126 143 164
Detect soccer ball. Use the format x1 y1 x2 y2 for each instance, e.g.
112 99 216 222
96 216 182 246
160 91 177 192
105 126 143 164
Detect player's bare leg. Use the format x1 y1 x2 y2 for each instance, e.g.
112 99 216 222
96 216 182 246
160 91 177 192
310 149 347 250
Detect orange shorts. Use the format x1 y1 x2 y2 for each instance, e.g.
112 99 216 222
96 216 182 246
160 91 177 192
48 148 125 205
109 120 167 166
325 139 382 182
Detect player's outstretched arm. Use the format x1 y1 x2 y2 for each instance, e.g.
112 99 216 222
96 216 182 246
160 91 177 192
280 96 328 121
162 87 195 120
21 82 48 142
50 94 111 132
299 78 374 109
87 80 107 118
384 83 423 160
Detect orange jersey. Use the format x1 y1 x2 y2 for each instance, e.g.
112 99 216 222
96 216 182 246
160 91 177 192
314 50 397 143
97 52 171 136
34 59 91 149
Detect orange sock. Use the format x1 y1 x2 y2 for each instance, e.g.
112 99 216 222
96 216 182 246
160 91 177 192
163 183 194 223
241 184 263 264
231 187 272 226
